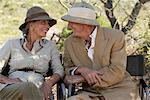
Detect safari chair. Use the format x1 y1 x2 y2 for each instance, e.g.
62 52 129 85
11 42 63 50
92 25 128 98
126 55 149 100
45 57 66 100
0 55 66 100
66 55 149 100
47 33 67 100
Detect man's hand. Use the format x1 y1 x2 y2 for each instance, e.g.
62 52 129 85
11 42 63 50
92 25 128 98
64 75 85 85
75 67 103 86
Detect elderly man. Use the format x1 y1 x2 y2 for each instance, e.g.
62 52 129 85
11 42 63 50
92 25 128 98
62 2 141 100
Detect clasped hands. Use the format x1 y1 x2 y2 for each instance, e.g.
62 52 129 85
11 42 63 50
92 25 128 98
65 67 103 86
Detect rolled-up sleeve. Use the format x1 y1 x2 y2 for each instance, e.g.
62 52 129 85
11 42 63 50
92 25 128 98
50 43 64 78
0 40 11 73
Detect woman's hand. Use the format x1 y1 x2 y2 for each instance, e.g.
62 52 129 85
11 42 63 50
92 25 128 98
0 75 22 84
7 78 22 84
41 81 53 100
41 74 61 100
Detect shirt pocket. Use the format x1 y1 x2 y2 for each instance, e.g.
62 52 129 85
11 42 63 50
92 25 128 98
34 54 50 71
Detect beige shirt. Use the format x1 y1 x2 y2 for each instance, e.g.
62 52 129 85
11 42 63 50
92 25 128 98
86 27 97 61
0 38 64 90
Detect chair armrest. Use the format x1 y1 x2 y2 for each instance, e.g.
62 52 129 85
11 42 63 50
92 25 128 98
64 75 85 85
50 95 54 100
140 79 148 89
57 79 66 100
64 75 85 97
140 79 149 100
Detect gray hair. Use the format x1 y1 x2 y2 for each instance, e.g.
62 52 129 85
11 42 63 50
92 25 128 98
22 23 30 39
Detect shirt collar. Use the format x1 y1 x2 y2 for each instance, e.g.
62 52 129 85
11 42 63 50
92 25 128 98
21 38 45 54
89 27 97 48
90 27 97 39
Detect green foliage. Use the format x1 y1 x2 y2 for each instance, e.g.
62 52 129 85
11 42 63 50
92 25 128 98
0 0 66 43
55 27 73 51
0 0 150 71
96 16 111 28
137 31 150 71
56 40 64 52
60 27 73 38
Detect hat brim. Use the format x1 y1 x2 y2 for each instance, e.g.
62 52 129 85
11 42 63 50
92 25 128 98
19 16 57 31
61 15 99 26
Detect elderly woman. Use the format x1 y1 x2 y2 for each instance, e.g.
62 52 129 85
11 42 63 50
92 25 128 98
0 6 64 100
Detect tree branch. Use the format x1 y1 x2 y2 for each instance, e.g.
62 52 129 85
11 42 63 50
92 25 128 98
122 0 150 34
58 0 69 11
92 0 99 6
121 2 142 34
99 0 106 4
68 0 76 5
102 0 120 29
139 0 150 4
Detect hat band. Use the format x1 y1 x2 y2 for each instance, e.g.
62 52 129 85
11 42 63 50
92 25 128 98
68 7 96 20
25 12 49 22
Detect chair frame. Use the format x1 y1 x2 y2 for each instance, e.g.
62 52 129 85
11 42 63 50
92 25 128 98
0 56 66 100
66 55 149 100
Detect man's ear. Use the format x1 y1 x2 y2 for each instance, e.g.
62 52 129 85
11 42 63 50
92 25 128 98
82 24 89 30
83 24 95 33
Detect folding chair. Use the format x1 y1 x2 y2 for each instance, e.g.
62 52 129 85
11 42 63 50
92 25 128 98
1 56 66 100
66 55 149 100
49 33 66 100
127 55 149 100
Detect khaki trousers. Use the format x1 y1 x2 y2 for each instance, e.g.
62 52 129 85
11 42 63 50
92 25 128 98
68 91 105 100
0 82 43 100
67 90 141 100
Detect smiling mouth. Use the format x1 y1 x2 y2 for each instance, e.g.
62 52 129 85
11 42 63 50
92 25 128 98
41 28 49 33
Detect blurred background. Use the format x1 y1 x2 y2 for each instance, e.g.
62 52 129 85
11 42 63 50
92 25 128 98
0 0 150 85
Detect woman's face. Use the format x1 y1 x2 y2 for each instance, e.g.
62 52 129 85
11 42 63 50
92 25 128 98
29 20 50 39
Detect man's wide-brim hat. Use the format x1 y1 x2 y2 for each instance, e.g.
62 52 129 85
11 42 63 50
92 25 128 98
61 2 99 26
19 6 57 31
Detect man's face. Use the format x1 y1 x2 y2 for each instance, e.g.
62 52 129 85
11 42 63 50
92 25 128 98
68 22 94 40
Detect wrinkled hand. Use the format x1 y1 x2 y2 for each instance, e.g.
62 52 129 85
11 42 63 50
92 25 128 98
6 78 22 84
0 75 22 84
41 81 52 100
76 67 103 86
64 75 85 85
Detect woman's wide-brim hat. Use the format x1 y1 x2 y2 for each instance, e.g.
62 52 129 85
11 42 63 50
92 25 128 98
19 6 57 31
61 2 99 26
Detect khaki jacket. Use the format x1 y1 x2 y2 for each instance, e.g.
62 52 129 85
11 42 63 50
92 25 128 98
63 27 140 100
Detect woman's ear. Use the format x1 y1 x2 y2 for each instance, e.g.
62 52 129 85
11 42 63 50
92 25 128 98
28 22 35 32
